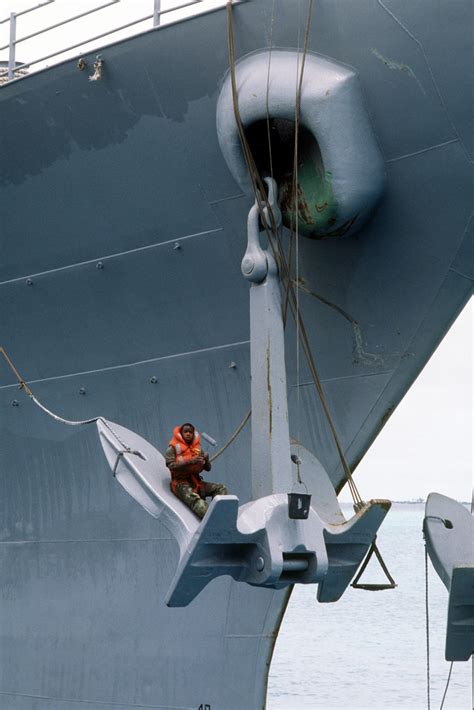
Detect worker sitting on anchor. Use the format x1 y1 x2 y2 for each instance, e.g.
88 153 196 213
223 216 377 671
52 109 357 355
165 423 227 519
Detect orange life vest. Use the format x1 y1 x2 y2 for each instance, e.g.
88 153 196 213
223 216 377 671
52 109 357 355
168 425 204 494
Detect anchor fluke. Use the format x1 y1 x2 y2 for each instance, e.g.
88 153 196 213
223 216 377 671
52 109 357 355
166 492 328 607
424 493 474 661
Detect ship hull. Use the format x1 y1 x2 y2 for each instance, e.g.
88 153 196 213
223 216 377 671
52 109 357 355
0 1 472 707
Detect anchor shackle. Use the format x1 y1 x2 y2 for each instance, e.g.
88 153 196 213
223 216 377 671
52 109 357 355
241 177 281 283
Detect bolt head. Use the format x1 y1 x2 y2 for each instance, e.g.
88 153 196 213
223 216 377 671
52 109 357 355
11 399 19 407
79 387 86 395
26 278 33 286
256 556 265 572
150 376 158 384
96 261 104 270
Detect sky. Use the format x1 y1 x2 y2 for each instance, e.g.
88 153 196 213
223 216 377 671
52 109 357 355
2 0 472 503
339 297 473 503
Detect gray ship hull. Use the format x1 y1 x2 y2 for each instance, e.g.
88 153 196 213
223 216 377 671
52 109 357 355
0 1 472 708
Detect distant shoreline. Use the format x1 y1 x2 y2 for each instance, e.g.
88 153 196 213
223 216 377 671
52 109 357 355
393 500 471 505
340 500 471 506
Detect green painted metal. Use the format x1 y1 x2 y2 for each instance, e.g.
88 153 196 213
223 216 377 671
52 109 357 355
280 155 340 238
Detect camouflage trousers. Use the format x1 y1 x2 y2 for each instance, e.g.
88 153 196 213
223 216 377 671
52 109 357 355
174 481 228 520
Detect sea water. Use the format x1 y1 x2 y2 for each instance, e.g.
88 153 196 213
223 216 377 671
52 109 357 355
267 503 472 710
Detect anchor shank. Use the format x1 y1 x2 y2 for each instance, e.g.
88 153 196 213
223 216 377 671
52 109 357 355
249 261 292 498
241 179 292 498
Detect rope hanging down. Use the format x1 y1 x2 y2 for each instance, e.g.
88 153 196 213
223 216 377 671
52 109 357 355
0 346 140 458
210 408 251 463
423 529 455 710
439 662 454 710
0 336 243 468
425 543 432 710
226 1 397 590
226 0 363 506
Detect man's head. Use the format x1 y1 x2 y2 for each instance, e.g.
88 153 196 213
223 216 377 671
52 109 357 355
180 423 195 444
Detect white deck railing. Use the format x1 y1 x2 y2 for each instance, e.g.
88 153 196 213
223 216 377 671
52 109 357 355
0 0 229 83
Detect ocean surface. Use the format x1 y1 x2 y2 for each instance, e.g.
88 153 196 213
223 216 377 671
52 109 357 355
267 503 472 710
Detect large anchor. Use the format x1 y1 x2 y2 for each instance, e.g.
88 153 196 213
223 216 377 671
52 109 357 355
98 178 391 606
423 493 473 661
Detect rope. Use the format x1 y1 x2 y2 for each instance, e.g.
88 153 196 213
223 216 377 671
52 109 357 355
294 5 302 467
210 409 251 462
1 346 137 455
0 346 33 396
296 459 302 485
212 3 298 468
425 543 431 710
226 0 364 505
225 3 399 588
1 339 236 466
227 2 276 225
294 2 312 133
290 1 312 481
30 394 101 427
264 0 276 183
423 526 454 710
30 394 134 451
439 662 453 710
273 244 363 503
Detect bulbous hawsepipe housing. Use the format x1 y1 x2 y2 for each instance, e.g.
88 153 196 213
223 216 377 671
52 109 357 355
217 49 385 239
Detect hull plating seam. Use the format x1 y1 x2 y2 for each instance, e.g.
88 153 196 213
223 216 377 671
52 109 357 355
385 138 460 163
0 228 224 288
0 537 173 544
0 340 251 391
0 690 192 708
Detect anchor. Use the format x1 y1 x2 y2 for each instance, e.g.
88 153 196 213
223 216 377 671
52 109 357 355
423 493 474 661
98 178 391 606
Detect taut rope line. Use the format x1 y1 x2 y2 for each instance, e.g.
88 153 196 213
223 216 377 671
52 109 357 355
423 521 455 710
264 0 276 184
0 346 32 396
425 543 431 710
293 0 313 459
210 408 251 463
0 346 137 455
439 662 454 710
